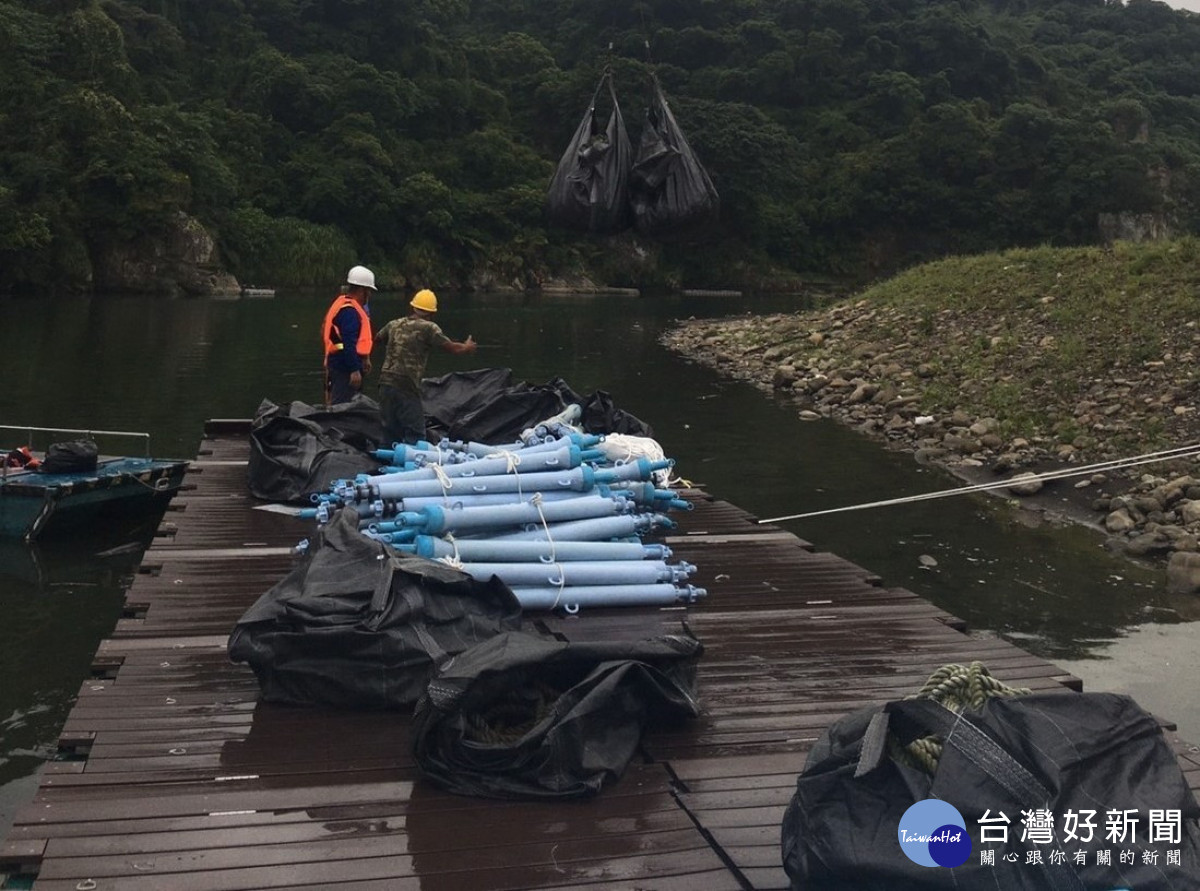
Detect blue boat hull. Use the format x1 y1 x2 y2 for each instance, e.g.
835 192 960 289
0 457 189 541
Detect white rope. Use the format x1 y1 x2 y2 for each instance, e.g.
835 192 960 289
757 442 1200 525
507 451 524 498
598 434 672 487
550 561 567 611
437 533 464 569
431 462 454 497
484 448 522 469
530 491 556 563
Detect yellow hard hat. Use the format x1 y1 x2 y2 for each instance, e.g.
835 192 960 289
410 289 438 312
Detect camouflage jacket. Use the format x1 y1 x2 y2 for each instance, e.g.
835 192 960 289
375 316 449 395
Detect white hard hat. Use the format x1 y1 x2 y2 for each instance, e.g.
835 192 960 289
346 265 377 290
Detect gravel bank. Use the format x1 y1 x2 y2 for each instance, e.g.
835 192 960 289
662 299 1200 590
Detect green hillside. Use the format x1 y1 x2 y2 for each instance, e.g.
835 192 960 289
4 0 1200 294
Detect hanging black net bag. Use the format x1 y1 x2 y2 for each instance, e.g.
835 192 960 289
546 70 633 235
629 73 719 238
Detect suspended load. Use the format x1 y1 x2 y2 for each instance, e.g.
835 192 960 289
629 74 719 238
546 70 633 235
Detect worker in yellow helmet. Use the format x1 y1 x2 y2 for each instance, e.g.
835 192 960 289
373 288 477 445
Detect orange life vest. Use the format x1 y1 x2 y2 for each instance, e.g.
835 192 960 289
321 295 373 364
4 446 39 469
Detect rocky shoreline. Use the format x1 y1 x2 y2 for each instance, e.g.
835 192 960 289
661 299 1200 593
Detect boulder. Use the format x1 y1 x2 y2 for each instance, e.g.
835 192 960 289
1104 508 1137 533
1007 471 1044 496
1180 500 1200 525
773 365 798 388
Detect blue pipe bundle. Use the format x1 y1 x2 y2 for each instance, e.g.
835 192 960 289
403 536 672 562
303 426 705 613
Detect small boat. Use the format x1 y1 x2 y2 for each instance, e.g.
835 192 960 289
0 425 189 542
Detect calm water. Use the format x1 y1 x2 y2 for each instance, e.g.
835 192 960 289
0 290 1195 834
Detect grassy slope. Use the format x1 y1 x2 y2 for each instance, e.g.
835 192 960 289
785 237 1200 457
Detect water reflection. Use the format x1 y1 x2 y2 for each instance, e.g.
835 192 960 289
0 519 157 835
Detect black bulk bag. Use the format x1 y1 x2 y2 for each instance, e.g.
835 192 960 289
629 74 719 238
546 70 633 235
228 508 523 709
41 439 98 474
421 368 573 445
412 631 702 799
782 689 1200 889
270 397 387 452
419 369 654 444
247 397 384 503
579 388 654 437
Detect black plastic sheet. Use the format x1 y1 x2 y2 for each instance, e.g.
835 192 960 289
420 368 566 445
579 388 652 437
629 75 719 238
228 508 523 709
247 397 385 503
420 368 653 443
412 630 702 799
782 692 1200 889
546 72 633 235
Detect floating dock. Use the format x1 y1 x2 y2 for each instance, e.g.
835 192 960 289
2 420 1198 888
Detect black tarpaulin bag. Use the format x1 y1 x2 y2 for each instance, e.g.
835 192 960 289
782 690 1200 889
629 74 719 238
420 367 522 440
421 368 573 445
40 439 98 474
411 630 702 799
546 70 633 235
579 388 653 437
420 369 654 445
247 397 384 503
270 398 387 452
228 508 523 709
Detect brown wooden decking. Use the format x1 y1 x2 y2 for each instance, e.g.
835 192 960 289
3 421 1199 889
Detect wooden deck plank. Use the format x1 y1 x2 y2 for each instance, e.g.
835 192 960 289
5 422 1194 890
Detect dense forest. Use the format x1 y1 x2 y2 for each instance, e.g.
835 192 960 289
2 0 1200 294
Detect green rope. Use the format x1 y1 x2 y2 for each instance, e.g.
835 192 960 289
463 679 563 745
888 661 1031 775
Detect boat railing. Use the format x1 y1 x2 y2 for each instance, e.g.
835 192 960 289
1 425 152 458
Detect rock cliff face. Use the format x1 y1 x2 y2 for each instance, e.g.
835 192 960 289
1098 211 1171 244
93 212 241 296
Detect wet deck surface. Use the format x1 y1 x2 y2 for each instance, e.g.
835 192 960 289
4 422 1199 889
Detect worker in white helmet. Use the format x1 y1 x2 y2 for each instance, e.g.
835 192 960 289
321 265 376 404
374 288 476 445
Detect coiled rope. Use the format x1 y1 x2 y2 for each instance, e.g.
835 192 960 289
464 678 564 744
890 661 1031 775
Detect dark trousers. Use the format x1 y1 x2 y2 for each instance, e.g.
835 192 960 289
380 384 427 446
326 367 360 405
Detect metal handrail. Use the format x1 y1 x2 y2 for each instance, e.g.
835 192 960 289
0 424 151 457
